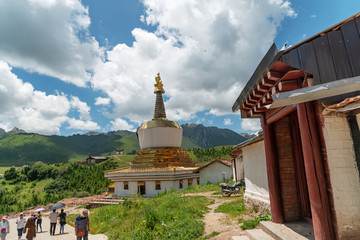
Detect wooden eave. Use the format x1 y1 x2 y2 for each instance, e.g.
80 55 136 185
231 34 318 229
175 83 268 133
233 13 360 118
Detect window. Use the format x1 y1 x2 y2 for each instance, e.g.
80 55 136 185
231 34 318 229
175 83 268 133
188 179 193 186
197 177 200 185
155 181 161 190
179 180 183 189
124 181 128 190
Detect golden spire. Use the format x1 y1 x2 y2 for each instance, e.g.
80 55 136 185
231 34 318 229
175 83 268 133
153 73 166 119
154 73 165 93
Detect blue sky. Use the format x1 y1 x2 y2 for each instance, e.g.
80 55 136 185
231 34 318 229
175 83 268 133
0 0 358 136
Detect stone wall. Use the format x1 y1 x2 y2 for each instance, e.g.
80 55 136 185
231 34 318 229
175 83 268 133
322 114 360 239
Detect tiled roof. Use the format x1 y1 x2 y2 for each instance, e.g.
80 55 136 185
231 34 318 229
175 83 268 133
104 166 198 175
194 158 232 172
323 95 360 115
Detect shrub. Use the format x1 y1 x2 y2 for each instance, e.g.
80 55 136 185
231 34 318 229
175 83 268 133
4 167 19 180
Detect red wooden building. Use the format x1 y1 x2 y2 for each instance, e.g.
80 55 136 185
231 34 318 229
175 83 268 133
233 13 360 239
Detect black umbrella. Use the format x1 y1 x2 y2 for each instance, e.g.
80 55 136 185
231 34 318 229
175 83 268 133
49 202 66 210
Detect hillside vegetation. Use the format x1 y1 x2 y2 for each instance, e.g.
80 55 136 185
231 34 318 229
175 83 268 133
0 158 127 214
0 124 251 166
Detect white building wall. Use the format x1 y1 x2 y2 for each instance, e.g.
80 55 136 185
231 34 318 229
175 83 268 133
242 141 269 206
322 114 360 239
199 162 232 185
137 127 182 149
113 178 198 197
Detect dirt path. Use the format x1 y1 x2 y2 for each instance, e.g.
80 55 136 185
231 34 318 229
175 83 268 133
184 192 246 240
7 214 107 240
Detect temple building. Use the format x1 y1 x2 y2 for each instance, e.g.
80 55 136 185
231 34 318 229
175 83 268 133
232 13 360 239
104 74 199 197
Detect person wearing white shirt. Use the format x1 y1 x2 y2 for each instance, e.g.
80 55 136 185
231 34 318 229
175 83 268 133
49 210 58 236
15 213 26 239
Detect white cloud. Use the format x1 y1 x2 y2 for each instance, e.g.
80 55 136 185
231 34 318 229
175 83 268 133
0 60 99 134
0 0 103 87
109 118 135 132
310 14 317 18
241 119 261 132
92 0 296 123
70 96 91 120
95 97 111 106
66 118 100 131
224 118 233 125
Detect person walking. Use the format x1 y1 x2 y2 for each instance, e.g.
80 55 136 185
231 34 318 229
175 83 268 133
15 213 26 239
0 216 9 240
36 212 42 233
59 209 67 234
49 209 58 236
75 209 90 240
23 217 36 240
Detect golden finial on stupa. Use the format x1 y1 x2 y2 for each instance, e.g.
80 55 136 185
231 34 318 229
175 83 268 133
154 73 165 93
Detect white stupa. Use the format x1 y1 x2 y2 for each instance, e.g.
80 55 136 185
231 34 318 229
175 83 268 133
104 74 199 197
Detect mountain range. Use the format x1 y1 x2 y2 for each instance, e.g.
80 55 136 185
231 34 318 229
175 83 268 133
0 124 253 166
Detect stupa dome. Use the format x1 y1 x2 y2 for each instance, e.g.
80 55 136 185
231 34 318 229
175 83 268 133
136 74 183 149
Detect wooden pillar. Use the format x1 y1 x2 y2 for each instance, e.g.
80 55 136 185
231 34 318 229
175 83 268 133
261 114 284 223
297 102 335 240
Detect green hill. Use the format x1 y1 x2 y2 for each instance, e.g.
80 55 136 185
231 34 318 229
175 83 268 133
181 123 249 148
0 124 251 166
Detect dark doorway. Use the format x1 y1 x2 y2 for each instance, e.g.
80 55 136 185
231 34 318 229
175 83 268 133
273 112 311 221
137 182 146 195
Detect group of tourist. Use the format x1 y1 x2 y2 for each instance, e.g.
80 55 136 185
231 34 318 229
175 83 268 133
0 208 90 240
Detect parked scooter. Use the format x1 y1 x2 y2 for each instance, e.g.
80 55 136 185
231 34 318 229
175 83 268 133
219 179 245 197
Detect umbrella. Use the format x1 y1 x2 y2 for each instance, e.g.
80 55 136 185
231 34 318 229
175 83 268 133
34 208 46 213
49 202 66 210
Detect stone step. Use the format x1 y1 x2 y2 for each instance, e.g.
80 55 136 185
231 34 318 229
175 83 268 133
97 198 124 203
260 221 315 240
231 236 251 240
246 229 275 240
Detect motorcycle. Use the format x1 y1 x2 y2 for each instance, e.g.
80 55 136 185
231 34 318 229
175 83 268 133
219 179 245 197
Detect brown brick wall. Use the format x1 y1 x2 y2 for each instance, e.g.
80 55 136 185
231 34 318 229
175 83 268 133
273 116 300 222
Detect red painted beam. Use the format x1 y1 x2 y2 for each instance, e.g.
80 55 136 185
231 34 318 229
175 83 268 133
278 80 300 92
262 97 272 105
261 114 284 223
257 84 270 93
241 103 252 110
262 77 276 87
297 102 335 240
267 71 283 81
248 94 260 102
252 89 263 98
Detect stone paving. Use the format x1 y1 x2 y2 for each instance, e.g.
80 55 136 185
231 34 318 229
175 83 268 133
7 215 107 240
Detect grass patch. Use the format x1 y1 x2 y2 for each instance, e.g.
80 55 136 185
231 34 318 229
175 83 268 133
215 198 246 217
69 191 212 240
197 231 220 240
181 183 220 194
0 167 14 174
240 214 271 230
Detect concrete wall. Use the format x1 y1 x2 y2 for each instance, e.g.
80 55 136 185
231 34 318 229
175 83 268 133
199 162 232 185
114 178 198 197
322 114 360 239
242 140 270 212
